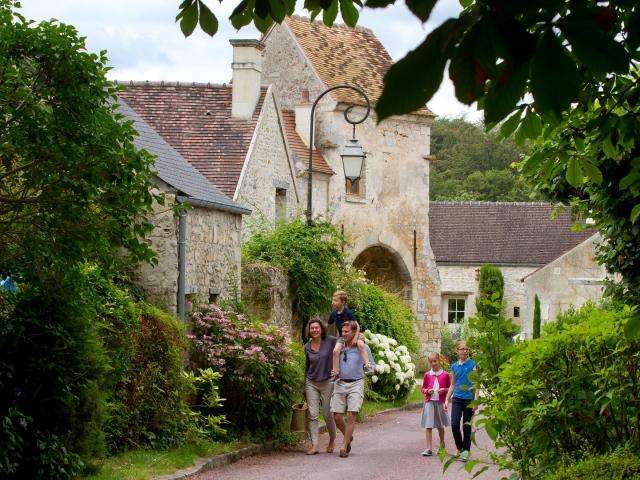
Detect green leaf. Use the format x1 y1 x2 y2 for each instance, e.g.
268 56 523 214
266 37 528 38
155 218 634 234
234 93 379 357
460 0 472 7
230 0 254 30
405 0 437 23
602 137 617 158
632 204 640 224
268 0 286 22
566 157 583 188
484 61 528 124
581 159 603 185
323 0 339 26
339 0 359 27
198 1 219 36
254 12 274 32
364 0 396 7
514 108 542 145
472 466 490 479
179 1 199 36
624 311 640 338
464 459 481 473
620 172 640 190
497 110 523 140
531 30 581 118
559 16 630 73
377 18 460 121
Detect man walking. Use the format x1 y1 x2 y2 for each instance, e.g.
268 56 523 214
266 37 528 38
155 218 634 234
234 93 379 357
330 321 375 458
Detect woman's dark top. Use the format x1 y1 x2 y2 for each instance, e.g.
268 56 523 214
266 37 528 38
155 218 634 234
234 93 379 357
304 336 337 382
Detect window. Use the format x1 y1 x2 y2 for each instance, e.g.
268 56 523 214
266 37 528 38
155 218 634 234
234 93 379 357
275 188 287 221
447 298 466 323
345 178 361 195
513 306 520 318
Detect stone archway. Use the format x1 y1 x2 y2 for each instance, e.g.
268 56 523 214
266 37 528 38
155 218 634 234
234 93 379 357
352 245 413 300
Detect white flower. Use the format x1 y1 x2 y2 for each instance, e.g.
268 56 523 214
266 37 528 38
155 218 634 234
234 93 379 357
389 338 398 346
393 363 402 372
395 372 405 382
375 365 385 374
395 384 400 391
384 365 391 373
371 375 378 383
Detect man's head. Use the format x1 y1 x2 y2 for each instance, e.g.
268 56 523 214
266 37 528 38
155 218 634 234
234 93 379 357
332 290 348 311
341 320 358 344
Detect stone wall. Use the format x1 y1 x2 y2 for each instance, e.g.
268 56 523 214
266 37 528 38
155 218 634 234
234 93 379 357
523 235 605 335
135 183 243 316
236 89 300 237
242 262 298 339
438 264 538 330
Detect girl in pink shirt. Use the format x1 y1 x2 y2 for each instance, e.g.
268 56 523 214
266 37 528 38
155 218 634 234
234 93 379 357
420 352 451 456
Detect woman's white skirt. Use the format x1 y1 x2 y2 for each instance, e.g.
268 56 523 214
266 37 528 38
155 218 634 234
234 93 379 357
421 400 450 429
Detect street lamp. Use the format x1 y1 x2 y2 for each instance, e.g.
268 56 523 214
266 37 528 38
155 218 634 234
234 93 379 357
306 85 371 227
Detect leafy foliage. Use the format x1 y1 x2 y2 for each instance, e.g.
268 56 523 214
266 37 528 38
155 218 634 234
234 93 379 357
243 217 345 322
430 118 535 201
542 448 640 480
482 303 640 478
365 331 416 401
188 305 304 437
340 269 420 355
0 1 158 279
476 264 504 317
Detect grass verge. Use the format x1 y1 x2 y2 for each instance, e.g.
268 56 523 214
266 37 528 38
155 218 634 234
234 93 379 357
360 384 423 419
80 438 246 480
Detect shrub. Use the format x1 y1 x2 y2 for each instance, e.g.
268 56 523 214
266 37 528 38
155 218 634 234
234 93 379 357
476 264 504 316
542 449 640 480
364 331 416 400
243 217 345 322
106 304 194 451
188 305 304 437
533 294 542 339
482 303 640 478
341 270 420 355
0 269 109 478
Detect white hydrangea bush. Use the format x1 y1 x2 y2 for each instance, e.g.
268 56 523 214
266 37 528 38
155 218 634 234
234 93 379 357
364 330 416 400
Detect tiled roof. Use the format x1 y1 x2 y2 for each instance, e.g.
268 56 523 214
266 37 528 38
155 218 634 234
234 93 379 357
117 81 266 198
281 110 334 175
116 98 250 215
429 202 596 266
284 16 434 117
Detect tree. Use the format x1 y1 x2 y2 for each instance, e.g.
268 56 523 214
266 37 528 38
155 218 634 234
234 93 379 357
0 0 158 280
533 294 541 339
476 264 504 316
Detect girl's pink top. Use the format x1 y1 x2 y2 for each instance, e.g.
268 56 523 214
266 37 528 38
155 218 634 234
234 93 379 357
421 370 451 404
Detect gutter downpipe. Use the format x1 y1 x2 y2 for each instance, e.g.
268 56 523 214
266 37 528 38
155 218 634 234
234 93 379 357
178 200 187 324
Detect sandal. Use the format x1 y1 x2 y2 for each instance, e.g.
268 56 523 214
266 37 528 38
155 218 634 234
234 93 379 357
346 436 353 453
339 449 349 458
326 442 334 453
306 448 319 455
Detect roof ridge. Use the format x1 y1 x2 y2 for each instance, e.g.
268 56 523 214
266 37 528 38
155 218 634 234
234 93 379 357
288 14 374 35
114 80 231 88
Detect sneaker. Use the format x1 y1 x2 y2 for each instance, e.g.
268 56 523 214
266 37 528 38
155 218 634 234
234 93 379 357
421 449 433 456
460 450 470 462
453 451 461 459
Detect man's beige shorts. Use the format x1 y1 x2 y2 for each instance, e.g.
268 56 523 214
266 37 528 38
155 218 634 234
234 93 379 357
330 378 364 413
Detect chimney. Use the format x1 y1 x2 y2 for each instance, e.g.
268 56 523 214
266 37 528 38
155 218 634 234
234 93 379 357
295 89 312 146
230 39 265 120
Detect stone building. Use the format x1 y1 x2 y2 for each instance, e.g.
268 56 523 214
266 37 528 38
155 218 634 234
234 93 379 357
522 234 605 335
429 201 601 333
260 16 442 351
117 39 300 238
117 99 250 319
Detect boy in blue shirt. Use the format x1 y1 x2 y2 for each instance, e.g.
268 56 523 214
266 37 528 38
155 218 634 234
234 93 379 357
445 341 479 462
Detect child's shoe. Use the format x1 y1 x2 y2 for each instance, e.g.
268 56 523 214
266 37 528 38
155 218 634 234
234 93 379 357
421 449 433 456
460 450 470 462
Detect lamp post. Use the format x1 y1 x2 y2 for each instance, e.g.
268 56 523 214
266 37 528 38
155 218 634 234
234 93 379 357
306 85 371 227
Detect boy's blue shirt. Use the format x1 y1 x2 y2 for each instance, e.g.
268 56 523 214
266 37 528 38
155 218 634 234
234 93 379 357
452 358 476 400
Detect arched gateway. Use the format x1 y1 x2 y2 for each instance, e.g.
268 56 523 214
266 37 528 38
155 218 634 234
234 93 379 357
353 246 412 300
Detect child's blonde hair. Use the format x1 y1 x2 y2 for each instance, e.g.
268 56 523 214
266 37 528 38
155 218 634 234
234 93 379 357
333 290 348 303
456 340 468 350
427 351 440 362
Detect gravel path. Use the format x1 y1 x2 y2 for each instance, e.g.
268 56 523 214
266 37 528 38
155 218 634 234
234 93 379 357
191 408 509 480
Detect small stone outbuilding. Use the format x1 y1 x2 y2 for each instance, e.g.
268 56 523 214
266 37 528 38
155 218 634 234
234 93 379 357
118 98 250 318
429 201 600 332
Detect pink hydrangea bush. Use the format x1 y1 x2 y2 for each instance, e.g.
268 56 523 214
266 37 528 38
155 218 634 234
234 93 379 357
188 304 303 436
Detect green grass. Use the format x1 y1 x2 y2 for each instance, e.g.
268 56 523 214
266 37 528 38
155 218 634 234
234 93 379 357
80 438 246 480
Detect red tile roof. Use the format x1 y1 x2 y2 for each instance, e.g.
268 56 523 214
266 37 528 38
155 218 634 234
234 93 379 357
284 16 434 117
117 82 266 198
281 110 333 175
429 202 596 266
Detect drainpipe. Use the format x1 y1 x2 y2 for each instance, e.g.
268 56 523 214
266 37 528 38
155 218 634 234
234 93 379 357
178 205 187 323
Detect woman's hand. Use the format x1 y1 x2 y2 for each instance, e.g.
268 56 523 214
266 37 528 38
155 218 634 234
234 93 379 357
438 388 447 394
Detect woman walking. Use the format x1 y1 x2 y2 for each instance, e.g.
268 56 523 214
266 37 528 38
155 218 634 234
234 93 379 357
303 319 337 454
